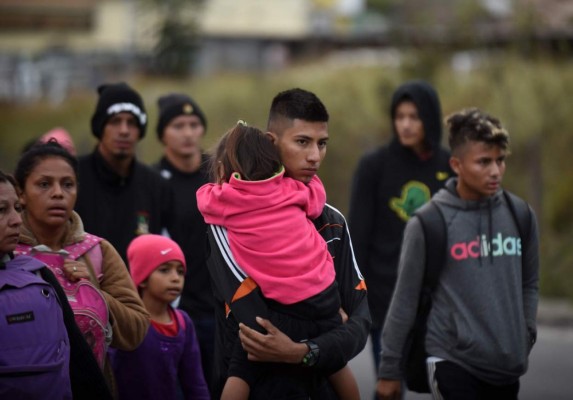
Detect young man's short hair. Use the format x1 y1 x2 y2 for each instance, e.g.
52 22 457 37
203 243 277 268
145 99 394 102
267 88 329 133
446 108 510 154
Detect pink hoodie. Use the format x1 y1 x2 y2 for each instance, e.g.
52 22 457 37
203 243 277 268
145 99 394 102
197 170 335 304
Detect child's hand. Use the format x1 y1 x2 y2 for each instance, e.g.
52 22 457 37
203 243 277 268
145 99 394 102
339 307 348 324
63 259 90 282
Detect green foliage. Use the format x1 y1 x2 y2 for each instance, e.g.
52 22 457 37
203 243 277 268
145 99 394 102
141 0 204 76
1 52 572 300
366 0 400 14
540 228 573 299
154 19 198 76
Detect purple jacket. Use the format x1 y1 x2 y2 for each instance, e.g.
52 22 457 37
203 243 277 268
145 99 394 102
110 309 210 400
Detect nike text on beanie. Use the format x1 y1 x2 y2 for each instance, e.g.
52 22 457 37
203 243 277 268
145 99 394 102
156 93 207 140
127 234 186 288
90 82 148 140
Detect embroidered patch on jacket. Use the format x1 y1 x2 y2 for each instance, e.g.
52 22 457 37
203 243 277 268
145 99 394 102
436 171 450 181
389 181 431 222
135 212 150 235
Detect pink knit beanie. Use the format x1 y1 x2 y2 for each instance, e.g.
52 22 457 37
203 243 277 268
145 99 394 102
127 234 186 288
40 127 77 155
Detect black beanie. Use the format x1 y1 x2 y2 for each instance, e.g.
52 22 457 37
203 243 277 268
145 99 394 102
90 82 148 140
156 93 207 139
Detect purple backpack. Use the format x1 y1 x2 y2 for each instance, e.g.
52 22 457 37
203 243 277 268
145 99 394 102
0 255 72 399
15 233 112 369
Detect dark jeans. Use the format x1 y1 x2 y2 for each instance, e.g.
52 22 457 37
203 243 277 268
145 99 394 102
434 361 519 400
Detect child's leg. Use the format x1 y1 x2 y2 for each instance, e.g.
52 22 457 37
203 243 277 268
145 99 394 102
328 365 360 400
221 376 250 400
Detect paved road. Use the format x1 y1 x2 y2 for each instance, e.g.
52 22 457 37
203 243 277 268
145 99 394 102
349 324 573 399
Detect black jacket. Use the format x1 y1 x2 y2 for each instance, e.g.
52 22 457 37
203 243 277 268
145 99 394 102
154 156 214 319
76 149 174 263
349 80 454 329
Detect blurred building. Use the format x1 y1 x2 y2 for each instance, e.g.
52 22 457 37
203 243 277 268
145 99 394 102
0 0 367 102
0 0 571 103
0 0 156 103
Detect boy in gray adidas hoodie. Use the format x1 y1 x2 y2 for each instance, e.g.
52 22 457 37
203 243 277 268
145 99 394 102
376 108 539 400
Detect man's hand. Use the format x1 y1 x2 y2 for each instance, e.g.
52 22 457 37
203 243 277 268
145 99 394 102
238 317 308 364
376 378 402 400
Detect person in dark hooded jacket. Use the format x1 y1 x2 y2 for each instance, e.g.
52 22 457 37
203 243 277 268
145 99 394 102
348 80 454 372
376 108 538 400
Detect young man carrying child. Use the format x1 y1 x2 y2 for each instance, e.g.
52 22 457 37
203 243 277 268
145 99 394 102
207 89 370 399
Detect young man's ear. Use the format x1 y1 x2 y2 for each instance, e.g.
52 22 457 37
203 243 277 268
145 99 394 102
265 131 278 144
450 156 461 176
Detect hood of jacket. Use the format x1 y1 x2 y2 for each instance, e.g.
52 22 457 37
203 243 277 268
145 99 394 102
390 80 442 152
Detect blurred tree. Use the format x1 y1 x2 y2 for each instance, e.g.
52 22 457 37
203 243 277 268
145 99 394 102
142 0 205 77
366 0 400 14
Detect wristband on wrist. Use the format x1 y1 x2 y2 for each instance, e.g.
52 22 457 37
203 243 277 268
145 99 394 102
300 339 319 367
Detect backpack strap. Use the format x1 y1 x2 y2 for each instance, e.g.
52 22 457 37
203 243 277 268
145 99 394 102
84 242 104 283
416 202 448 294
14 243 34 257
502 190 532 247
64 233 104 284
411 201 447 338
402 202 447 392
64 233 102 261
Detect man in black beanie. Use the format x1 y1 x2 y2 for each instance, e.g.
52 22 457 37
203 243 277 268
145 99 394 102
153 92 215 389
75 82 174 262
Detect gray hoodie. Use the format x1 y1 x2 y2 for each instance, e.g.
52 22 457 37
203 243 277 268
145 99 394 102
379 178 539 385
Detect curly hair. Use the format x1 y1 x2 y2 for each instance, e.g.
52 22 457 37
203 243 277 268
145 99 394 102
446 108 510 154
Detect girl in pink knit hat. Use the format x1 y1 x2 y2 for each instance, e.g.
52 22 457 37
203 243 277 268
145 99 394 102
110 234 210 400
